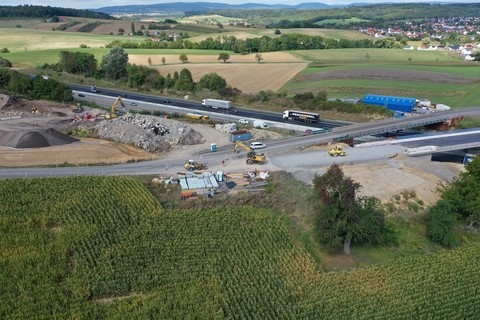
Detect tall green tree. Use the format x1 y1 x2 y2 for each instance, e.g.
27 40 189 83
59 51 97 76
101 46 128 81
0 56 12 68
131 21 135 34
175 68 194 91
426 200 459 247
425 157 480 247
197 73 227 91
312 164 386 254
179 53 188 63
218 53 230 63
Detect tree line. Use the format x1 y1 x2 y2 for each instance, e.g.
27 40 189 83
48 47 229 94
107 32 399 54
215 3 480 29
0 5 113 19
0 68 73 103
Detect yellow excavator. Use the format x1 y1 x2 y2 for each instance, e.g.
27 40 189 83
328 145 347 157
106 96 126 119
184 159 207 171
234 141 266 165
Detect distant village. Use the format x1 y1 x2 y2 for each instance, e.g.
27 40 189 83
358 16 480 61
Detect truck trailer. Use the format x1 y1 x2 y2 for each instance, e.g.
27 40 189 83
202 99 232 110
283 110 320 123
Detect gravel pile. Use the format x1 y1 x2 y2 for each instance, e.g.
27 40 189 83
94 113 205 152
0 128 79 148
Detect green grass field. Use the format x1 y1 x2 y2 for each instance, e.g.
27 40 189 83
286 49 480 108
1 176 480 319
1 26 479 107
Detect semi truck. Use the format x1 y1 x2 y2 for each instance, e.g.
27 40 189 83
202 99 232 110
283 110 320 123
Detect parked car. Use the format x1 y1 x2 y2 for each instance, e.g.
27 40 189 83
164 99 171 104
238 119 249 124
77 93 85 97
249 141 266 149
130 102 137 106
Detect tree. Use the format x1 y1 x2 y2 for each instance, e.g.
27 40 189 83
118 28 125 35
147 57 152 66
198 73 227 91
274 29 281 35
426 200 459 247
218 53 230 63
255 53 263 63
174 68 194 91
131 22 135 34
425 157 480 247
161 56 166 65
312 164 386 254
0 57 12 68
179 54 188 63
101 46 129 81
58 51 97 77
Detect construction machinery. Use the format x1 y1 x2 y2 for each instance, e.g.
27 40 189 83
107 96 126 119
328 145 347 157
234 141 266 165
184 160 207 171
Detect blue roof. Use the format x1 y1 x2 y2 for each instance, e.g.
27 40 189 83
363 94 416 106
363 94 416 113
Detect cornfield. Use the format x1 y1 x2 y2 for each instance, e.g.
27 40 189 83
1 176 479 319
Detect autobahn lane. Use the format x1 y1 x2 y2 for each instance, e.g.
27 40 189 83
69 83 344 129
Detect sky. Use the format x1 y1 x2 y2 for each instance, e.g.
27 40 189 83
2 0 478 10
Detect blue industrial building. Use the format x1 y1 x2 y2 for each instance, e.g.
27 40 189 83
363 94 416 113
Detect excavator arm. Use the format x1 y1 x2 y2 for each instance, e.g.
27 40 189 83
109 97 125 119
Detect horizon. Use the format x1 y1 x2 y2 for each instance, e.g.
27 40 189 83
1 0 479 10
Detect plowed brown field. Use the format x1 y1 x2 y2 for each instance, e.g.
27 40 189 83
129 52 308 93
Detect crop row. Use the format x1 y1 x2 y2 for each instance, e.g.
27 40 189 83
1 176 479 319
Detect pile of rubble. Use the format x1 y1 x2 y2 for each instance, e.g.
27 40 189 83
94 113 205 152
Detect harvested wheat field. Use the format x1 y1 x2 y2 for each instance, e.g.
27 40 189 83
129 52 308 93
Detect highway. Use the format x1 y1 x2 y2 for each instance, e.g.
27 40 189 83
69 84 347 130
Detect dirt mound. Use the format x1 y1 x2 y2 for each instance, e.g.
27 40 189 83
0 128 79 149
0 95 73 116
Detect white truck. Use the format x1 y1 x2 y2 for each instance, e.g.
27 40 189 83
253 120 268 129
202 99 232 110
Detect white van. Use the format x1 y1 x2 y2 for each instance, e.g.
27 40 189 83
249 141 266 149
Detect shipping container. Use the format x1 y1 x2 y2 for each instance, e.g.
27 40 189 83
229 130 253 142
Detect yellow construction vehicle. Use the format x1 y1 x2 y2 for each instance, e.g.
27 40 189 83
184 159 207 171
328 145 347 157
107 96 126 119
234 141 266 165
